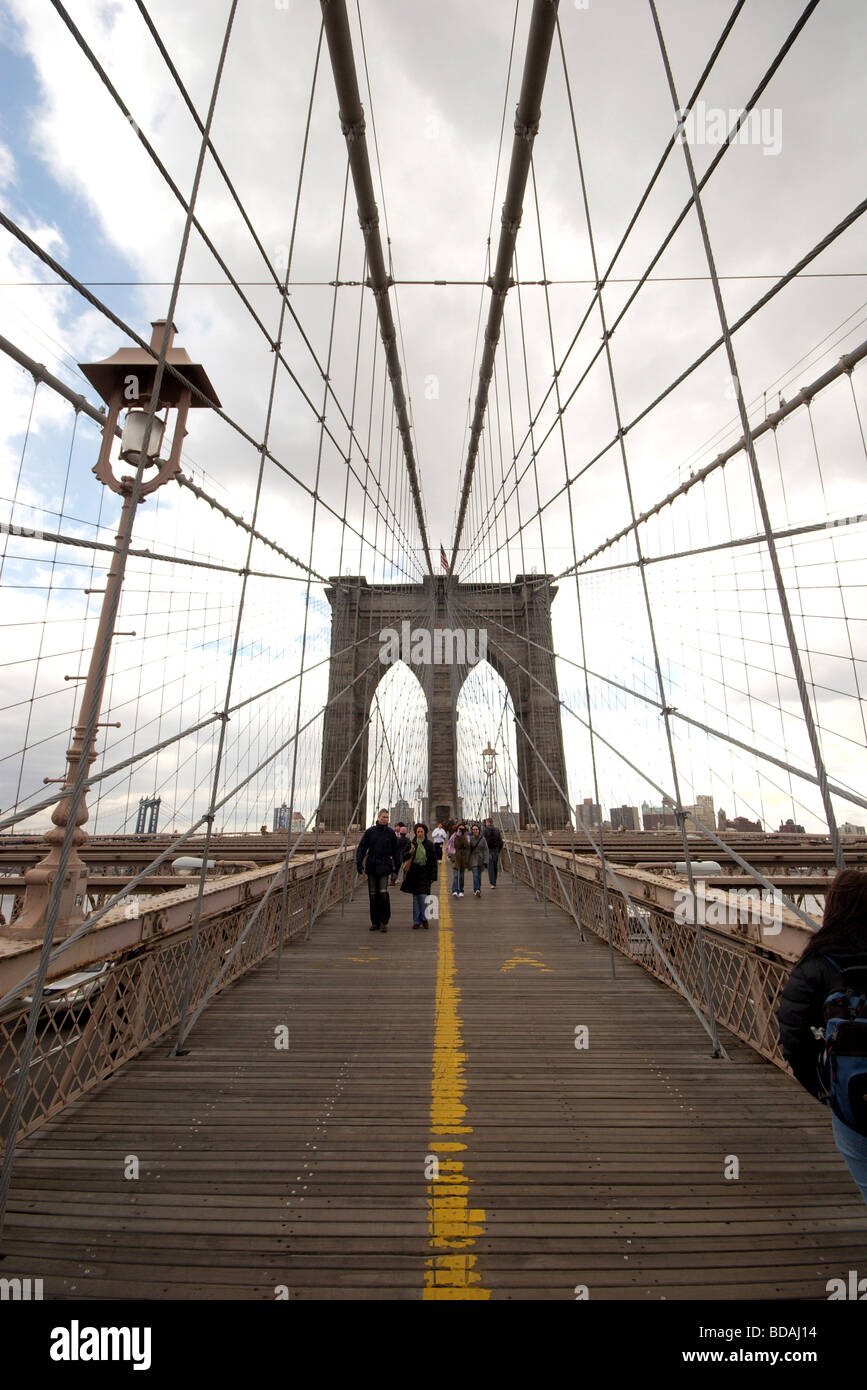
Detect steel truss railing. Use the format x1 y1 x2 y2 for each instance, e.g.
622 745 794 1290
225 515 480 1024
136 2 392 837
0 849 352 1149
505 840 792 1069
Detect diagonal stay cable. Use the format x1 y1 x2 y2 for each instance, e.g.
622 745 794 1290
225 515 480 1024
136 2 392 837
461 0 820 575
447 588 821 934
550 343 867 582
0 213 420 583
460 0 838 578
462 195 867 580
491 692 725 1049
178 708 381 1045
0 327 335 585
319 0 433 575
649 0 846 873
452 542 867 817
48 0 421 577
275 156 352 984
0 642 389 1018
0 519 323 584
450 0 560 575
0 0 240 1240
173 53 342 1054
0 623 382 834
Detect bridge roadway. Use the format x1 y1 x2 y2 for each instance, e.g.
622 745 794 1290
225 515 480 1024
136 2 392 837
2 872 866 1300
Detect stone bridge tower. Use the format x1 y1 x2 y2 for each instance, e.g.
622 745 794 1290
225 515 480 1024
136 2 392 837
318 574 570 831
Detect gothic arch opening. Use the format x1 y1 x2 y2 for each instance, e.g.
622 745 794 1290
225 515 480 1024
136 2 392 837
319 575 570 831
456 660 518 828
364 659 428 830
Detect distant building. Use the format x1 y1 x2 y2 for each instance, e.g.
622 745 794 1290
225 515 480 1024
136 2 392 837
497 804 517 832
721 814 762 833
778 818 806 834
291 812 305 832
840 822 866 835
642 802 677 831
576 798 601 829
390 798 412 828
273 802 289 831
611 805 640 832
689 794 716 833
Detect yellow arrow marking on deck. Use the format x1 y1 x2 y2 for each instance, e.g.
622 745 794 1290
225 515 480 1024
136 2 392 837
500 948 552 973
424 887 489 1300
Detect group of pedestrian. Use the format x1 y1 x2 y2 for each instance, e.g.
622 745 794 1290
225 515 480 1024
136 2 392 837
440 817 502 898
354 807 867 1202
355 809 438 932
354 810 504 928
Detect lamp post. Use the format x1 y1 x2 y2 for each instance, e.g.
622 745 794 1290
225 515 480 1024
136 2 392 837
482 743 497 822
8 320 219 940
414 784 424 824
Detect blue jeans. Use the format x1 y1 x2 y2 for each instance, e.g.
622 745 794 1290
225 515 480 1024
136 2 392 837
412 892 428 926
488 852 499 885
451 867 464 893
472 866 482 892
833 1113 867 1204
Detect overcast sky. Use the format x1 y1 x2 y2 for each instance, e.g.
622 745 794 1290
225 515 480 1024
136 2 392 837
0 0 865 836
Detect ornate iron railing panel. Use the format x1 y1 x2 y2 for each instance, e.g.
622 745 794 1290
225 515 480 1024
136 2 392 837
505 842 792 1067
0 850 352 1147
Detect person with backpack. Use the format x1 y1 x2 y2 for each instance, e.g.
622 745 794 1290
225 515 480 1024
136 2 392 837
355 808 400 933
447 824 469 897
399 822 438 928
467 823 489 898
483 816 503 888
777 869 867 1203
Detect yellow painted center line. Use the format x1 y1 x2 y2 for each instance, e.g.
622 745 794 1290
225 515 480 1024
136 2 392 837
423 887 490 1300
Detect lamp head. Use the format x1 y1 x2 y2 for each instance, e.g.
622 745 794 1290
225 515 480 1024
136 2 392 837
119 407 166 464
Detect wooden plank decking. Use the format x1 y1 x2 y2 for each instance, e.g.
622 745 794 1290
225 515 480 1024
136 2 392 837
2 872 865 1299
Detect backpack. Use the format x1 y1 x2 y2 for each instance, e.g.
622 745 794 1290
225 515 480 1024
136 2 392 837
820 955 867 1134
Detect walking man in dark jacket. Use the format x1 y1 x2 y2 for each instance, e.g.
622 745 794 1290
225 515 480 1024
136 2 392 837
484 817 503 888
356 808 400 932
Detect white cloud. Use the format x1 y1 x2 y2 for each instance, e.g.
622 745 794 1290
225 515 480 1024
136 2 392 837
0 0 865 838
0 139 15 189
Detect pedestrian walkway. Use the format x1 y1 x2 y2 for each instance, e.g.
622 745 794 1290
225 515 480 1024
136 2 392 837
1 873 865 1299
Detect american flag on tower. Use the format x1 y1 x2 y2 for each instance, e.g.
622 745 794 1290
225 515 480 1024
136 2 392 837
440 543 449 573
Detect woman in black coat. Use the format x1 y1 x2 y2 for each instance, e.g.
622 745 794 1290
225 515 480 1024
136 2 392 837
776 869 867 1202
400 822 438 929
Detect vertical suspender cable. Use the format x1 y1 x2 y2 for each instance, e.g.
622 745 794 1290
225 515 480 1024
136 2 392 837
556 15 722 1051
320 0 433 577
647 0 846 874
450 0 560 577
174 12 318 1049
0 0 240 1234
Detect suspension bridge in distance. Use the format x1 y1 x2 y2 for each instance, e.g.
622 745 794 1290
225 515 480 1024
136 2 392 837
1 0 866 1304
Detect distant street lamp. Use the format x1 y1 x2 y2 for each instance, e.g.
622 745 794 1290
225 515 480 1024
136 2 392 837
482 743 497 821
8 321 219 940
